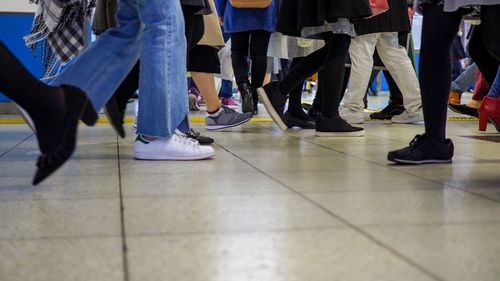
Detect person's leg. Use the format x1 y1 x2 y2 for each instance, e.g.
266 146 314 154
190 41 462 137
488 68 500 98
377 32 423 121
231 32 251 85
468 27 499 85
249 30 272 111
341 33 378 113
315 33 364 137
449 62 478 101
219 80 234 99
231 31 254 112
50 0 142 112
388 4 461 165
136 0 189 138
418 7 462 142
321 33 351 118
286 57 306 117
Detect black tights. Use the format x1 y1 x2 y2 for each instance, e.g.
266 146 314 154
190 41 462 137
279 33 351 118
0 42 65 153
420 5 462 142
231 30 271 103
468 5 500 85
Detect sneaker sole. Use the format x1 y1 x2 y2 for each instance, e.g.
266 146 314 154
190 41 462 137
315 130 365 137
388 157 452 165
257 87 288 131
391 119 425 124
134 151 215 161
205 116 253 131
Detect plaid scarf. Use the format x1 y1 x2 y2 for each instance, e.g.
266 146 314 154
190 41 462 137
24 0 96 79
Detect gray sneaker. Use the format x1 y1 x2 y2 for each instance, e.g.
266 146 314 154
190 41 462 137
391 108 424 124
205 106 253 130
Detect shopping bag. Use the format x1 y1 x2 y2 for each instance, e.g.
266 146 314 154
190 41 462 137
230 0 272 8
217 39 234 81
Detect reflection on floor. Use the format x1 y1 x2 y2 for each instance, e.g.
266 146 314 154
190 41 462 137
1 104 499 281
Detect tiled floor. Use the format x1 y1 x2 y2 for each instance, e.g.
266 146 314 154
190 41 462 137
1 109 500 281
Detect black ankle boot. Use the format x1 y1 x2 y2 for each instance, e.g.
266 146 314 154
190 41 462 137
238 82 254 114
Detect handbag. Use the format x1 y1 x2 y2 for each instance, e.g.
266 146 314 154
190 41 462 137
368 0 389 18
229 0 272 8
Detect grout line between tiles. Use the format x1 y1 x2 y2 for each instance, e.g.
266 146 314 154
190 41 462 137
0 134 33 160
117 136 130 281
216 142 448 281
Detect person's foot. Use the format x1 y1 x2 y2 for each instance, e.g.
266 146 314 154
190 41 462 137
339 105 364 124
238 82 254 114
257 81 288 131
105 96 126 138
185 128 214 145
307 105 321 121
134 130 215 160
205 106 253 130
448 90 461 105
315 114 365 137
221 97 239 108
284 110 315 129
387 134 454 164
448 103 479 118
33 85 98 185
391 108 424 124
369 103 405 120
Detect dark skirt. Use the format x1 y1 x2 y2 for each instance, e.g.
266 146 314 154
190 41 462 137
277 0 372 37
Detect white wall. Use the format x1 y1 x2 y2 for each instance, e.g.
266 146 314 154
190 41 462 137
0 0 37 13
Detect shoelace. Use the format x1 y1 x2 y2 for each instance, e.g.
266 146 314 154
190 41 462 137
174 131 200 147
409 134 425 148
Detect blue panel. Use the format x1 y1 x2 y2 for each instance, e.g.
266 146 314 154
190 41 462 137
0 13 44 102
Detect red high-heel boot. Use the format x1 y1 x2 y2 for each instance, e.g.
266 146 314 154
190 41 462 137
478 96 500 132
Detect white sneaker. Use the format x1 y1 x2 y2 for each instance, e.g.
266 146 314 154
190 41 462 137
339 106 364 124
134 130 215 160
391 108 424 124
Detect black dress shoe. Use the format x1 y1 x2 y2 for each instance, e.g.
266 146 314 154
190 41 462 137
284 111 315 129
370 103 405 120
448 103 479 118
105 97 126 138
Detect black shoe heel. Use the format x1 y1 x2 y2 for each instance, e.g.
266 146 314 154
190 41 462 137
60 85 99 126
33 86 96 185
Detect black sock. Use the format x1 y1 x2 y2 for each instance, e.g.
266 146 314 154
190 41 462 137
0 42 66 153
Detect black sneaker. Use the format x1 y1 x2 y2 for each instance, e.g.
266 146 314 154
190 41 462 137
388 134 454 164
370 103 405 120
185 129 214 145
315 114 365 137
284 111 315 129
257 82 288 131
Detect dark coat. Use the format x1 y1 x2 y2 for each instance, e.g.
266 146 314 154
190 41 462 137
354 0 412 36
276 0 372 37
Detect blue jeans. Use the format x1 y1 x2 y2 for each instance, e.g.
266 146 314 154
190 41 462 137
488 67 500 98
51 0 187 138
450 63 477 93
218 79 233 99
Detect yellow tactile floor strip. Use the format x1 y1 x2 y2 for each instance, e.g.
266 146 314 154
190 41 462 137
0 116 479 125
